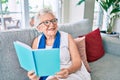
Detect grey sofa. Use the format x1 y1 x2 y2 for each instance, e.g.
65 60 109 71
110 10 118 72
0 19 120 80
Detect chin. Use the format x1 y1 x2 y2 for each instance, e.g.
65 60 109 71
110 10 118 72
47 30 57 36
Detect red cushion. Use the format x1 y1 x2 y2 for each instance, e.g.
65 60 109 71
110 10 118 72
85 28 105 62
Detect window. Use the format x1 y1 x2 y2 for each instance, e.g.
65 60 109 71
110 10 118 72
29 0 62 27
0 0 61 30
0 0 22 30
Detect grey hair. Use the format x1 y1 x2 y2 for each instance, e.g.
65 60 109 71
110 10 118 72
34 8 55 27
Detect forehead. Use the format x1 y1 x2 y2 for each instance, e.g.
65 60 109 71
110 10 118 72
39 13 56 22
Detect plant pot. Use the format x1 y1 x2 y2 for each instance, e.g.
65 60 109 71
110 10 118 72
100 30 119 38
113 18 120 33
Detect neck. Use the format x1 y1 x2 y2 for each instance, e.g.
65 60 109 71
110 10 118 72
46 35 55 46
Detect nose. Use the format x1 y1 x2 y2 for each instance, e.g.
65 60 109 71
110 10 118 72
49 22 55 27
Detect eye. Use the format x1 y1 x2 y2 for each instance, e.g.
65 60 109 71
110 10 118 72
52 18 58 23
43 21 50 25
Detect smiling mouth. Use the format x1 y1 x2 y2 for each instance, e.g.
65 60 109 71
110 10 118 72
48 28 56 31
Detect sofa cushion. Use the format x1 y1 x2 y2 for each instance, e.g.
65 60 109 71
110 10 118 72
74 37 91 72
90 53 120 80
102 36 120 56
85 28 105 62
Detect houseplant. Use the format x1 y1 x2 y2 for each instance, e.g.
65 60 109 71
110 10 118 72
77 0 120 34
0 0 8 14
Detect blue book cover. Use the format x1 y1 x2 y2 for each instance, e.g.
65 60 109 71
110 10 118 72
13 41 60 76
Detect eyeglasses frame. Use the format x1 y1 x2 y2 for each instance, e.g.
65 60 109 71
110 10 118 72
37 18 58 28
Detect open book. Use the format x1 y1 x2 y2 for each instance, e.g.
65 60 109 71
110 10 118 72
13 41 60 77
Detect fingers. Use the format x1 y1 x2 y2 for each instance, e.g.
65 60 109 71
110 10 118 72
28 70 35 77
47 76 58 80
56 68 69 79
27 70 39 80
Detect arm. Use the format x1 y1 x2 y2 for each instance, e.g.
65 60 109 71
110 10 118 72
32 37 38 49
67 34 82 73
56 34 82 78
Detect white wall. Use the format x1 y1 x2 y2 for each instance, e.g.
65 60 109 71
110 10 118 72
61 0 84 23
69 0 95 27
61 0 70 23
69 0 84 23
62 0 95 28
84 0 95 28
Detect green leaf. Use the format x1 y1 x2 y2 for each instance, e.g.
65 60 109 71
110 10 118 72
110 7 120 14
100 1 108 12
105 0 113 9
107 0 113 8
77 0 85 5
1 0 8 3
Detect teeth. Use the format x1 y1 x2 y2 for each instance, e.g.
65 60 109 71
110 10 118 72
48 28 55 30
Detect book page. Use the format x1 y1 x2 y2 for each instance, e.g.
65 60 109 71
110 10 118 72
33 48 60 76
14 41 36 71
14 41 60 76
14 41 32 49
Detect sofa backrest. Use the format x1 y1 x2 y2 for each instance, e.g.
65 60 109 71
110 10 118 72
58 19 92 38
0 19 92 80
0 29 39 80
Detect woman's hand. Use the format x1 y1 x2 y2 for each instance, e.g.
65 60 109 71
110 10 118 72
55 68 69 79
46 76 58 80
27 71 39 80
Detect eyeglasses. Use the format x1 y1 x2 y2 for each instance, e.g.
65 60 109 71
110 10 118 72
38 18 58 27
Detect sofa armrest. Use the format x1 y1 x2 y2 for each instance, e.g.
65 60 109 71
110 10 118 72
102 36 120 56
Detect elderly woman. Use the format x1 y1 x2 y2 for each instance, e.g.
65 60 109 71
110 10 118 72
27 8 91 80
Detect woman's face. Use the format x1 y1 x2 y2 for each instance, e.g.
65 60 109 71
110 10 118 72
37 13 58 37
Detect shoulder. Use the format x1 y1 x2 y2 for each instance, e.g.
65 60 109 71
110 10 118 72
32 37 38 49
59 31 73 39
68 34 73 41
59 31 68 38
59 31 68 35
32 34 43 49
59 31 74 41
59 31 74 46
